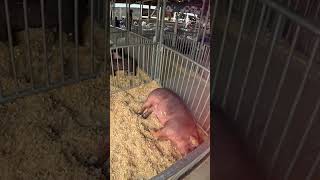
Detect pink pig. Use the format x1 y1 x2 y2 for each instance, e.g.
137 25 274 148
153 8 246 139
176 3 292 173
139 88 202 156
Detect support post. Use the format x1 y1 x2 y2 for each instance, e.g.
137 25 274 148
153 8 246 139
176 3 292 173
154 0 161 43
173 12 178 47
140 1 143 34
192 0 206 59
201 1 210 46
159 0 166 45
148 4 151 23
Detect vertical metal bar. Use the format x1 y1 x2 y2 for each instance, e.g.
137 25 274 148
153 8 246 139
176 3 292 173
104 0 107 74
74 0 80 79
128 46 130 76
222 0 250 108
126 0 129 30
23 0 34 88
40 0 50 85
3 0 18 92
159 0 167 45
306 148 320 180
173 17 178 47
176 56 184 92
140 0 142 34
201 1 210 46
157 44 162 81
143 45 145 71
315 1 320 19
284 98 320 180
58 0 64 82
187 65 200 103
179 59 190 95
202 46 209 66
303 0 311 17
151 44 155 79
183 62 194 100
248 0 258 27
259 25 301 172
194 0 206 55
182 38 187 54
146 45 150 76
212 0 234 94
166 50 173 88
162 48 172 87
148 4 151 22
122 48 125 73
187 66 204 107
247 15 283 142
155 0 161 42
138 45 141 71
233 4 266 133
191 70 207 110
133 46 135 76
110 49 115 78
116 48 119 72
200 93 210 126
90 0 94 74
285 0 301 40
159 48 167 83
266 38 319 178
170 54 179 91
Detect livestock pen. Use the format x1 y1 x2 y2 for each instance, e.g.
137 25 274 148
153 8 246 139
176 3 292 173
213 0 320 179
109 0 210 179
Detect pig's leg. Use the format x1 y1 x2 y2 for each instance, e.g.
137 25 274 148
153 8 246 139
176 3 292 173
150 127 168 141
138 101 153 118
142 108 153 119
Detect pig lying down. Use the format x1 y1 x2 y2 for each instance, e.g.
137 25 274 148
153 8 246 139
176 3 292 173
139 88 203 156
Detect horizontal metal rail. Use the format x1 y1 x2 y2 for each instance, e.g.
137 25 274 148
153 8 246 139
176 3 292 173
261 0 320 36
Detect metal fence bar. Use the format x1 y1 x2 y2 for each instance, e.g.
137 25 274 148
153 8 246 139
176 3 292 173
257 23 300 172
284 97 320 180
248 15 283 146
306 147 320 180
262 0 320 36
172 53 180 90
183 62 194 100
167 51 176 87
75 0 80 79
4 0 19 92
0 73 100 105
200 93 210 126
40 0 50 86
58 0 64 82
194 76 209 113
213 0 234 94
267 38 320 179
179 59 190 95
90 0 95 74
23 0 34 88
187 66 204 107
222 0 250 108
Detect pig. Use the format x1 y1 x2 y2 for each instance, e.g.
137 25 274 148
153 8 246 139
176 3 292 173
0 0 88 45
138 88 202 156
111 48 137 76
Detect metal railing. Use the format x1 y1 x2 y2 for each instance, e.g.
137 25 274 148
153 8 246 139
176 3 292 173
213 0 320 179
0 0 108 104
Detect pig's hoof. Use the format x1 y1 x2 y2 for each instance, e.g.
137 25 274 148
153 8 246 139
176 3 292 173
142 114 148 119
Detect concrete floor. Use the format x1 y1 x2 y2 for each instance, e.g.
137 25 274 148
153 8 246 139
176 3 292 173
183 156 210 180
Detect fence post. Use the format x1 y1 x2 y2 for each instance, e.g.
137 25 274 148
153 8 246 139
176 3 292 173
173 13 178 47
